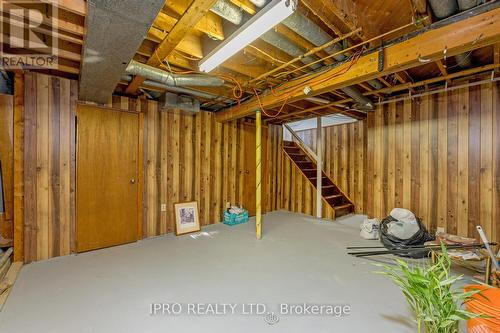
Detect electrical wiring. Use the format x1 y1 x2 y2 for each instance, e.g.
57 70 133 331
253 49 363 119
253 87 290 118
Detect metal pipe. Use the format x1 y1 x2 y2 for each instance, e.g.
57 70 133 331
125 60 225 87
256 110 262 240
121 75 230 101
210 0 243 25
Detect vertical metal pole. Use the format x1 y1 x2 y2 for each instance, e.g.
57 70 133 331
256 110 262 239
316 116 322 219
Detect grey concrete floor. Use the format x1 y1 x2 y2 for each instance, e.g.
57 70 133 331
0 210 418 333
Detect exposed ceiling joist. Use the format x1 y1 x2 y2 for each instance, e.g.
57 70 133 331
40 0 87 16
215 6 500 122
125 0 219 94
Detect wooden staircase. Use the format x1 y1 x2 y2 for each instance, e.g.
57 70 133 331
283 140 354 218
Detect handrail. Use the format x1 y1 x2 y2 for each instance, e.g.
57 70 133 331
283 124 318 161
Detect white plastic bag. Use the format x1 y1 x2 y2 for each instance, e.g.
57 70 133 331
387 208 420 239
360 218 380 240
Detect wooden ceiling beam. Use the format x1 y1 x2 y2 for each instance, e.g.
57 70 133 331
215 8 500 122
299 0 343 37
40 0 87 16
230 0 256 14
148 27 204 58
1 8 84 37
156 8 224 40
126 0 218 94
302 0 362 39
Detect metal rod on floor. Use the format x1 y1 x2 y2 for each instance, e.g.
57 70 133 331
316 116 322 219
348 243 496 257
256 110 262 240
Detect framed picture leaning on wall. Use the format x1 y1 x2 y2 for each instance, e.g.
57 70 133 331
174 201 200 236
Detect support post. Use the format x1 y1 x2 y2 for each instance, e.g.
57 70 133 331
316 116 322 219
256 110 262 239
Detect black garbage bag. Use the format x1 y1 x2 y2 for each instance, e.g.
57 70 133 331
379 215 435 258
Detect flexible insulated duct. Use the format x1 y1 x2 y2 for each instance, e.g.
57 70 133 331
428 0 459 18
125 60 225 87
282 12 346 61
261 30 322 70
277 11 373 109
210 0 243 25
428 0 484 68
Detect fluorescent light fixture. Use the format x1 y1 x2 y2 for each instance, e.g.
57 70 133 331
199 0 297 73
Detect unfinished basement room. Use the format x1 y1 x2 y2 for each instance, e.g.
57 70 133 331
1 0 500 332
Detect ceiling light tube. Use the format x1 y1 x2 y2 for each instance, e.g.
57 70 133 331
199 0 297 73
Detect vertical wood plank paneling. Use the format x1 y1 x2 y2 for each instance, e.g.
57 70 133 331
394 101 404 209
457 87 469 236
468 85 481 238
480 83 493 240
24 73 37 263
429 94 439 234
0 95 14 240
59 79 71 256
13 73 25 262
287 81 499 245
36 74 49 261
493 82 500 248
437 92 448 230
48 77 61 258
410 98 421 219
447 90 459 235
419 96 430 227
402 99 412 210
21 73 283 263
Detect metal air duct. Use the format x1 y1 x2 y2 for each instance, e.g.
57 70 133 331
261 30 322 69
210 0 243 25
125 60 225 87
277 12 373 109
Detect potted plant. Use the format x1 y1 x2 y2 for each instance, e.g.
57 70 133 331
376 245 484 333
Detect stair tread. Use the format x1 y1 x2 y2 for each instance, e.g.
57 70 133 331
324 194 342 199
333 203 353 210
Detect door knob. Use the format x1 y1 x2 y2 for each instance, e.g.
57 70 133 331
130 178 136 184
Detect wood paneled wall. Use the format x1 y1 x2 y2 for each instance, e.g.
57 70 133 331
23 73 77 262
20 72 283 262
294 121 365 213
293 82 500 245
280 153 335 219
0 94 14 239
142 107 283 237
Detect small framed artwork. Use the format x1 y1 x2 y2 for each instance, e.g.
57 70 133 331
174 201 201 236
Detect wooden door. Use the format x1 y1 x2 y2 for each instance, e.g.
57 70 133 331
76 105 139 252
242 122 268 216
